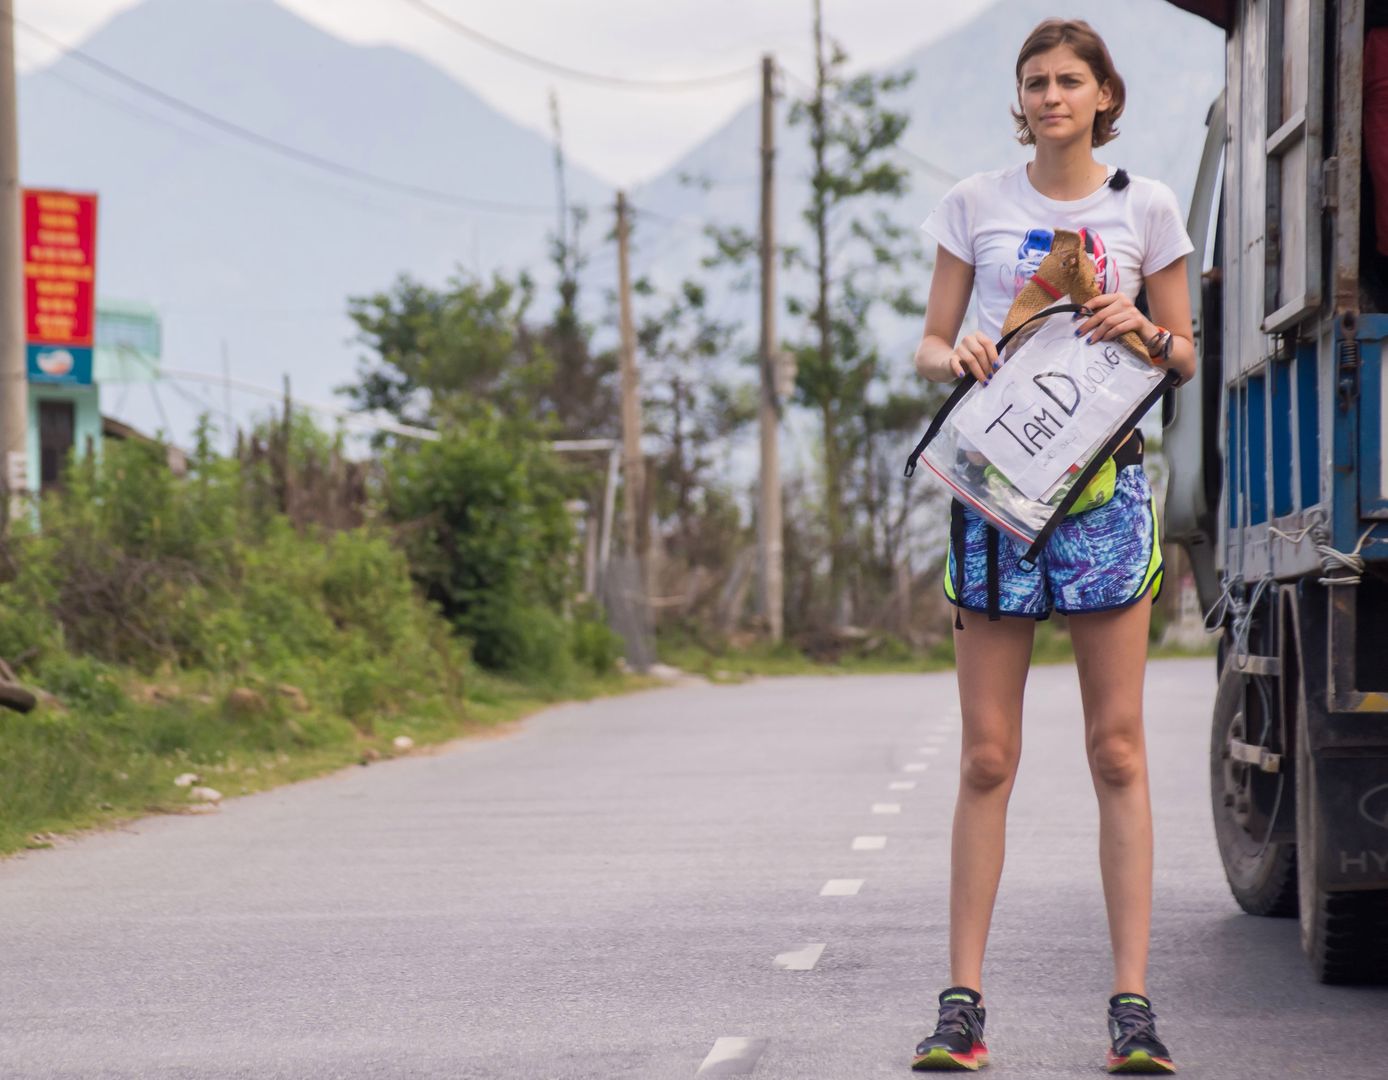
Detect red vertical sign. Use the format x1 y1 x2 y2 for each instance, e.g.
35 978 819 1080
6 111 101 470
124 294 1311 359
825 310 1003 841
22 188 98 384
23 188 97 345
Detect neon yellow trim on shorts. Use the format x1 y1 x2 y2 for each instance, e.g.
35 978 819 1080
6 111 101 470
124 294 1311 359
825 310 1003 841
1134 493 1164 601
944 544 958 601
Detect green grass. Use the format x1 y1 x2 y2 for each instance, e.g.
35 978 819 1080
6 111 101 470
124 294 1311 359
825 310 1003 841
0 662 654 859
658 620 1214 683
658 637 955 682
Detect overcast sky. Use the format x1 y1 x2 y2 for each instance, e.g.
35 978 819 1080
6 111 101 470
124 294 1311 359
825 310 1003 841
19 0 999 185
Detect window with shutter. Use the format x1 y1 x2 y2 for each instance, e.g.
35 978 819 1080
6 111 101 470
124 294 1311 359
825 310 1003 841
1263 0 1325 332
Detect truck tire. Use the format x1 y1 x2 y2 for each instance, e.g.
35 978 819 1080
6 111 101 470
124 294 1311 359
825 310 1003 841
1209 660 1298 916
1295 683 1388 983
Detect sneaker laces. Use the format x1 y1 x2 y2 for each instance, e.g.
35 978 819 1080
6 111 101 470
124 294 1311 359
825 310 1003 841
1110 1002 1159 1050
934 1002 980 1039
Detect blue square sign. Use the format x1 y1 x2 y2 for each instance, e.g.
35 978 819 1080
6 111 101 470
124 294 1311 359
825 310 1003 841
27 343 94 385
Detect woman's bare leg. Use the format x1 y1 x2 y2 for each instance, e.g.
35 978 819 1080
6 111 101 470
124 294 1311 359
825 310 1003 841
1068 593 1155 997
947 607 1036 999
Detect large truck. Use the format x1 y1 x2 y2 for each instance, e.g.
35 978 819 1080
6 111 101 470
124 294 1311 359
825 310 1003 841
1161 0 1388 983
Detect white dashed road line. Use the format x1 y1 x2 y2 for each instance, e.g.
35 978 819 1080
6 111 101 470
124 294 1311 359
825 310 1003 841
773 943 826 971
705 718 954 1073
697 1036 770 1075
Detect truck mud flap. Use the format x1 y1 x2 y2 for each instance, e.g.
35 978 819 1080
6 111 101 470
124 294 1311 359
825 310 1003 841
1304 753 1388 889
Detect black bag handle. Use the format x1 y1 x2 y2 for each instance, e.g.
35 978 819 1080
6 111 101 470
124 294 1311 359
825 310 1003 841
903 303 1087 478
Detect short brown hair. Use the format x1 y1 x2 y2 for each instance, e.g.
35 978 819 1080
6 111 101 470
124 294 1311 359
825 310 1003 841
1011 19 1126 147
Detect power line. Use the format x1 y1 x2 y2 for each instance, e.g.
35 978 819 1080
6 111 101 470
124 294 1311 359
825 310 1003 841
679 173 761 188
874 140 961 186
12 14 560 218
22 47 502 226
21 15 689 234
160 372 225 424
394 0 759 91
777 66 960 186
14 14 782 290
627 204 710 232
161 367 442 442
19 40 212 145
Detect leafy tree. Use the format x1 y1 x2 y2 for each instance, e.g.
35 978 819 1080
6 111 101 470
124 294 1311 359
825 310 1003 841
535 216 619 440
699 3 935 630
384 421 579 675
635 278 754 569
338 186 623 674
788 0 929 621
544 91 620 441
341 271 550 433
342 259 616 444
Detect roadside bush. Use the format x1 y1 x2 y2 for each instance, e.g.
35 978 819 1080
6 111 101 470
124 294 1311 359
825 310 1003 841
470 602 572 681
3 439 242 669
570 603 624 676
0 527 62 667
385 421 617 676
0 435 464 714
36 655 128 717
0 430 473 853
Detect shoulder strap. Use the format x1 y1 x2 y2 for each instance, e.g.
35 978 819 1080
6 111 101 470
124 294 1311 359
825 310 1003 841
950 498 966 630
985 525 1001 621
904 302 1087 477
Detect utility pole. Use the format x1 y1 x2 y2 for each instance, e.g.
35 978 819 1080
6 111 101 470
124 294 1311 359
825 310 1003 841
221 339 233 457
809 0 847 626
614 190 652 672
548 89 569 263
0 0 27 523
757 54 784 643
614 191 645 566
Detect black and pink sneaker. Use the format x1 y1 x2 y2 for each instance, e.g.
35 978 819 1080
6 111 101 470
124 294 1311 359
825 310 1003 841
912 986 989 1071
1106 993 1176 1073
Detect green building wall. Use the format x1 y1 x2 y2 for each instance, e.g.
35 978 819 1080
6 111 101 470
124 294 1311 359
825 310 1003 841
25 383 102 493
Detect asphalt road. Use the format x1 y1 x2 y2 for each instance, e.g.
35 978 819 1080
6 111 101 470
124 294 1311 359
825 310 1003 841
2 658 1386 1079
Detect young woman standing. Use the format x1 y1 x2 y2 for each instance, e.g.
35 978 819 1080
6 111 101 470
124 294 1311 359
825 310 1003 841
908 19 1196 1075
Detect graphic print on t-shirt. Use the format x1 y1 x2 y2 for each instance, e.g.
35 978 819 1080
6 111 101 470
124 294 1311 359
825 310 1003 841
1001 226 1118 298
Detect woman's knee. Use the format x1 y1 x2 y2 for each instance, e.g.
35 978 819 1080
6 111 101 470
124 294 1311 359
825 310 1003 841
1087 729 1146 787
960 741 1020 790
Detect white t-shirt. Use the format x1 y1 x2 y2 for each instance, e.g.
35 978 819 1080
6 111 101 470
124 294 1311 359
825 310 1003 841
920 162 1194 344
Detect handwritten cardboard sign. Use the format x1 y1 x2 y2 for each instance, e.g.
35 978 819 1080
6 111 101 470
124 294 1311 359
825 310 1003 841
950 314 1160 500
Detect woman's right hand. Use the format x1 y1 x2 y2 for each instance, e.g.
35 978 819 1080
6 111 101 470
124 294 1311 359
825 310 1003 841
948 331 1000 383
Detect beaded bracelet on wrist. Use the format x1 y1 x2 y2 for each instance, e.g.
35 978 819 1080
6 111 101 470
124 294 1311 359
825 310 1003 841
1145 325 1173 362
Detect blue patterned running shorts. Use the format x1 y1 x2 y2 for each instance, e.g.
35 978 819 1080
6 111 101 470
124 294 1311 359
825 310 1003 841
943 464 1164 619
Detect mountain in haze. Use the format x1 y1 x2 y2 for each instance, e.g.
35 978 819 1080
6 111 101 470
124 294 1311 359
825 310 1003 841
18 0 1224 446
19 0 615 440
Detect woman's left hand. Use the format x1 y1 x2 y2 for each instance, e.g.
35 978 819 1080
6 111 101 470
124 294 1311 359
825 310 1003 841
1073 292 1151 346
